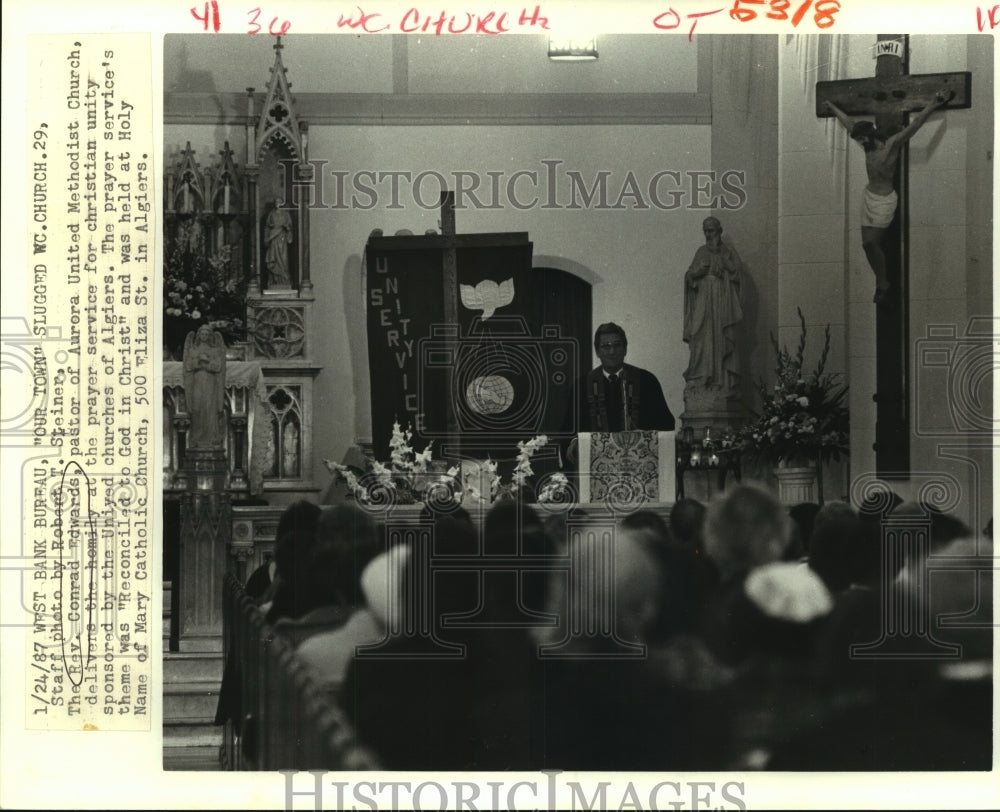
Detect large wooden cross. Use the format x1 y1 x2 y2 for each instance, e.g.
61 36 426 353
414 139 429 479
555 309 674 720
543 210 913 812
816 34 971 476
439 191 461 453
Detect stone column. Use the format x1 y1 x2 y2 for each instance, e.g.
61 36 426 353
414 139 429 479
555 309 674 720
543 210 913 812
297 122 313 296
178 447 230 651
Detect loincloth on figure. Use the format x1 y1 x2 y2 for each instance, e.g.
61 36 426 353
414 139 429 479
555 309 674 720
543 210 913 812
861 187 898 229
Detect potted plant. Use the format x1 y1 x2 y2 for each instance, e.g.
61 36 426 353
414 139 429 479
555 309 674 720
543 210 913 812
721 309 849 503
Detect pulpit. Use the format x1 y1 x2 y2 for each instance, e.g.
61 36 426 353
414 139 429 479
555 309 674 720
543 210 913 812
576 431 676 507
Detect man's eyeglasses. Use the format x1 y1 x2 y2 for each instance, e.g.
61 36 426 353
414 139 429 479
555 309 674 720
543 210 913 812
598 341 625 350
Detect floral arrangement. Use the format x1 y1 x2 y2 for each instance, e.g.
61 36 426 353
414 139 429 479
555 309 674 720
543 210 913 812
721 309 849 466
324 423 568 506
164 232 246 351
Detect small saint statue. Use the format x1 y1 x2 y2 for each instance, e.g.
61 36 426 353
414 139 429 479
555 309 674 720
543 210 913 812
683 217 744 396
183 325 227 449
264 199 293 287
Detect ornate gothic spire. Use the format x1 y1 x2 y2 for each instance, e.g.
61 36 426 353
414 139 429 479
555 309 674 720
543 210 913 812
252 36 302 161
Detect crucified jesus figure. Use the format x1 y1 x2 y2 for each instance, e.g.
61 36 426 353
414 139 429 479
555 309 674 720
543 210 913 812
825 91 953 304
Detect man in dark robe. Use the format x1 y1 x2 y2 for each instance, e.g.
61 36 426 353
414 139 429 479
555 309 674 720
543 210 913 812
564 322 675 464
580 322 675 432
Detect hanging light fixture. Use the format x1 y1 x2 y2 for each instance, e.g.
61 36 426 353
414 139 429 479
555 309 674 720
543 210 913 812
547 35 598 61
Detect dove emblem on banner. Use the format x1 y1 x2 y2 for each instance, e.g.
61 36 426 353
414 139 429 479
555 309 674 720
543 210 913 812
460 278 515 320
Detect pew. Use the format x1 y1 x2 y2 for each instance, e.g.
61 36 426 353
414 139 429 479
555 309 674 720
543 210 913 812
221 573 380 770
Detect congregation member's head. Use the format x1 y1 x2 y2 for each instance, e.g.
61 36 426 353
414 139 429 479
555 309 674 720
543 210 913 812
533 514 661 652
736 561 833 660
807 501 862 593
273 499 322 577
885 501 972 576
483 500 552 615
309 504 381 610
610 523 664 646
905 535 993 661
483 499 547 554
852 486 903 583
788 502 821 558
621 510 707 641
668 498 706 553
398 516 478 638
703 484 791 582
264 500 322 622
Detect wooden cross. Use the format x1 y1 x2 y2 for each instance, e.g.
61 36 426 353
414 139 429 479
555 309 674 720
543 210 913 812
815 34 971 476
439 191 461 455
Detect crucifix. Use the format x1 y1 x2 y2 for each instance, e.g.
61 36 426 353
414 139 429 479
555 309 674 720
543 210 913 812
815 34 971 475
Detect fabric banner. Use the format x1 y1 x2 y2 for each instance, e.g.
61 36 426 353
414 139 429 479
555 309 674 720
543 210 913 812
365 234 586 464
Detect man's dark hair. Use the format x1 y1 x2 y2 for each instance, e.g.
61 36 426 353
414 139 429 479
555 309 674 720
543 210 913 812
594 322 628 352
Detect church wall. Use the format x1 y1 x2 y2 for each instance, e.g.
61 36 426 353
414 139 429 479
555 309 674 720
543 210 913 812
905 35 993 531
777 36 852 502
164 33 700 96
709 35 780 426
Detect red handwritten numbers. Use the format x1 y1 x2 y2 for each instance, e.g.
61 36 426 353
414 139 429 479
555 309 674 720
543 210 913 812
247 7 292 34
977 5 1000 30
190 2 291 33
191 1 221 32
729 0 840 28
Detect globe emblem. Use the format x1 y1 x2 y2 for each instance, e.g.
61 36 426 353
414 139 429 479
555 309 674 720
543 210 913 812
466 375 514 415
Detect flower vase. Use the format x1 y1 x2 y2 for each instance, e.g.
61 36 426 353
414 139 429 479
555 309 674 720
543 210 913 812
773 459 818 505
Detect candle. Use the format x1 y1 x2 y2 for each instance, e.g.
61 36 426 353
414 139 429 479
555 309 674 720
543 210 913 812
690 449 701 467
183 184 190 213
223 185 230 214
